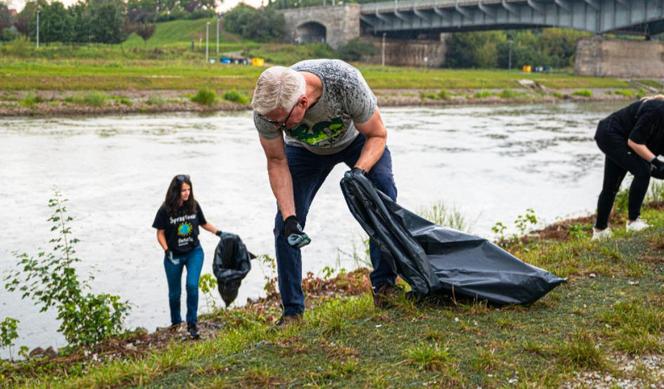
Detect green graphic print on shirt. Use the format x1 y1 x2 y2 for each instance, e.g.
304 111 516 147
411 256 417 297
286 117 345 147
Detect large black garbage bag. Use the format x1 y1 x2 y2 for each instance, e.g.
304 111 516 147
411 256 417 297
340 172 565 305
212 232 253 307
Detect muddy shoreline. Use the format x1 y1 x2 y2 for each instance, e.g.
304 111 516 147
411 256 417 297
0 88 636 117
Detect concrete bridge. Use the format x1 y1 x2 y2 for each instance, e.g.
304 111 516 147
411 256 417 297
278 1 664 76
360 0 664 36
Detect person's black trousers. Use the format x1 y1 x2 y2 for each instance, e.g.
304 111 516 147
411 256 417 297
594 119 651 229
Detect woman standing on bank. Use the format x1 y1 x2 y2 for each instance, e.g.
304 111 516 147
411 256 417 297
152 174 222 339
593 96 664 240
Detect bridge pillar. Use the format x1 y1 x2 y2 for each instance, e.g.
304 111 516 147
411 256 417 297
362 36 447 67
279 5 361 49
575 37 664 78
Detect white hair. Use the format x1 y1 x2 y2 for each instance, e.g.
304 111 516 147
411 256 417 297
251 66 306 115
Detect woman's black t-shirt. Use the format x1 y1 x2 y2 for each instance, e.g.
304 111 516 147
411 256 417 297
152 201 207 254
602 98 664 155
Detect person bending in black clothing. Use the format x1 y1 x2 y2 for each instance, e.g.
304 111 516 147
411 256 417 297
593 95 664 240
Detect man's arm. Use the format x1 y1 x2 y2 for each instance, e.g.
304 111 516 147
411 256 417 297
259 135 296 219
353 107 387 172
627 139 656 162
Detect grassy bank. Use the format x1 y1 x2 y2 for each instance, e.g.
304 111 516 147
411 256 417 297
2 201 662 387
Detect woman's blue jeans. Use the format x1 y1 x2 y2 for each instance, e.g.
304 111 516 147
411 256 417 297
163 245 204 325
274 134 398 316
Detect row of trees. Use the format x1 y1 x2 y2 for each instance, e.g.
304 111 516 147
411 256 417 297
0 0 219 44
223 4 285 42
445 29 591 69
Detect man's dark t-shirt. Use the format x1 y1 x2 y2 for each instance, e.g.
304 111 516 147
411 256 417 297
601 99 664 155
152 202 207 254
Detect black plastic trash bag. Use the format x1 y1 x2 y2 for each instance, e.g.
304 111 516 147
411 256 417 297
340 171 565 305
212 232 254 307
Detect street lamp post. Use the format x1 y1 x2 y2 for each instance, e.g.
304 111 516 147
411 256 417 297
36 10 40 48
205 22 210 63
508 39 513 70
381 32 386 66
216 17 220 57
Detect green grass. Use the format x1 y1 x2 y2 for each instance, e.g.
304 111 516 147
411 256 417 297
190 88 217 105
4 203 663 387
222 89 249 105
572 89 593 97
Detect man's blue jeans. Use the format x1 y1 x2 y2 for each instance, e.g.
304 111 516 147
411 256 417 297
163 245 204 325
274 134 398 316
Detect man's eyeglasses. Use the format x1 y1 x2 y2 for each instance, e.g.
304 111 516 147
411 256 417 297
261 103 297 131
176 174 190 182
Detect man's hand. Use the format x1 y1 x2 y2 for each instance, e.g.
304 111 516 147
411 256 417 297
283 215 311 248
344 167 367 180
651 158 664 179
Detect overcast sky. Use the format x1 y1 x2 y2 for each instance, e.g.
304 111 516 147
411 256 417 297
6 0 264 12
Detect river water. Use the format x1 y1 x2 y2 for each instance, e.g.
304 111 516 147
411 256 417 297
0 101 624 353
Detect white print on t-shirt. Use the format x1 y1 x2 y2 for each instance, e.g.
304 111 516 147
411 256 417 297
178 236 194 247
169 214 197 225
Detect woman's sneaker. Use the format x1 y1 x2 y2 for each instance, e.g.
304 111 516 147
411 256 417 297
626 218 650 232
592 227 612 241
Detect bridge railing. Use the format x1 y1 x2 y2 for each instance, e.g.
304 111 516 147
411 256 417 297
360 0 515 13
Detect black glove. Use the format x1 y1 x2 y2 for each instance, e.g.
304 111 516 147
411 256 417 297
651 158 664 179
344 167 367 180
283 215 311 248
215 230 222 237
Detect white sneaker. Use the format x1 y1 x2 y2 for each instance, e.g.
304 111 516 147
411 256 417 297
626 218 650 232
592 227 612 241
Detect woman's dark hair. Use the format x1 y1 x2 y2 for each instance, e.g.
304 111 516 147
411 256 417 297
163 175 197 215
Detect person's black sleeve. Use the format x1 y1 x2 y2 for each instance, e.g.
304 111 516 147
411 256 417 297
152 206 168 229
196 202 208 225
629 104 658 145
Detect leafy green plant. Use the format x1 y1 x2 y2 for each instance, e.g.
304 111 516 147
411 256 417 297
191 88 217 106
222 90 249 105
4 191 131 347
403 342 454 371
514 208 538 236
437 89 451 100
0 317 19 360
499 89 525 99
113 95 133 106
492 209 538 246
612 89 634 97
199 273 219 312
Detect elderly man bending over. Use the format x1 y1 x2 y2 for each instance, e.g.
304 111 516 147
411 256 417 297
252 59 399 324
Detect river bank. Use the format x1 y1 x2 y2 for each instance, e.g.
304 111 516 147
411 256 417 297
0 86 643 117
2 201 663 387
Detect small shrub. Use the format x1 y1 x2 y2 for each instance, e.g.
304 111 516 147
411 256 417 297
499 89 525 99
19 92 42 107
191 88 217 106
572 89 592 98
223 90 249 105
552 91 566 99
113 96 133 106
474 90 494 99
612 89 634 97
0 317 19 360
420 91 438 100
437 89 451 100
4 192 131 347
199 273 219 312
82 91 108 107
146 95 166 106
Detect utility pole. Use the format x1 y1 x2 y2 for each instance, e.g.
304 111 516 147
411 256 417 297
381 33 386 67
216 17 220 57
205 21 210 63
508 39 513 70
36 10 40 48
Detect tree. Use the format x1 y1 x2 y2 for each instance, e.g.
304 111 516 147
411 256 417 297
0 1 12 32
14 0 45 37
39 1 73 43
69 2 90 42
134 22 155 42
445 31 507 68
87 0 128 44
224 4 285 42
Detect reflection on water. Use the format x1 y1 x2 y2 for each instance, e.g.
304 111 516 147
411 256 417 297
0 101 625 352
